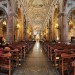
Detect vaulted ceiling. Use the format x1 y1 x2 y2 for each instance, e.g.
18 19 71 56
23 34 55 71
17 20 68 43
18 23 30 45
25 0 50 33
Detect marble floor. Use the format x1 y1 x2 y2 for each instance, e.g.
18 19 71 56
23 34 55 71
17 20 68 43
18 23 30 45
0 41 59 75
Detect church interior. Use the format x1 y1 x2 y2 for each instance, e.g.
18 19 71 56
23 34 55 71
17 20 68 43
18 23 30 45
0 0 75 75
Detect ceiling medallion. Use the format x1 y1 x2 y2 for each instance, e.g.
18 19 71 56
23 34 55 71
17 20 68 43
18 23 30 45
32 4 43 8
32 0 44 8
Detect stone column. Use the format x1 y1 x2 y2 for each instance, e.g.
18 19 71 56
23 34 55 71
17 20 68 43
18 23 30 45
26 20 29 41
49 20 52 41
24 24 27 41
58 13 64 42
47 26 50 41
59 13 68 43
6 13 14 43
23 17 27 41
63 14 68 43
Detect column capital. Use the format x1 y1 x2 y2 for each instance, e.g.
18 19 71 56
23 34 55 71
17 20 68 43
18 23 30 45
58 12 64 17
8 12 16 17
7 12 14 43
58 12 67 17
58 12 68 18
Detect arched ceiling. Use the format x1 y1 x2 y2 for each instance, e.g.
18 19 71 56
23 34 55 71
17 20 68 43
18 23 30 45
25 0 50 32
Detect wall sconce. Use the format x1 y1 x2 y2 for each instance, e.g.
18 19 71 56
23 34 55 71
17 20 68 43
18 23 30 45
29 32 31 35
3 21 6 25
17 24 20 29
55 23 59 29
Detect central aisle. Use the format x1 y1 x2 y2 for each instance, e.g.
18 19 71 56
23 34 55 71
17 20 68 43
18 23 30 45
13 41 59 75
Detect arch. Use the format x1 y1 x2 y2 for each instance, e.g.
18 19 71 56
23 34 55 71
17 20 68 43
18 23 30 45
0 7 7 43
15 8 24 41
67 7 75 42
52 7 59 41
65 2 75 14
0 7 7 16
67 7 75 19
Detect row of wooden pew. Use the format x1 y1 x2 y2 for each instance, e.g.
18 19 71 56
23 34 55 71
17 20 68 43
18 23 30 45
0 41 35 75
42 41 75 75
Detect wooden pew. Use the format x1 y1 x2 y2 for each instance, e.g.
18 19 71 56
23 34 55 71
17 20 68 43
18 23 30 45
72 60 75 75
48 45 54 61
61 53 75 75
4 47 19 67
48 43 75 62
0 52 12 75
54 49 69 68
22 45 26 58
8 43 26 65
49 45 64 62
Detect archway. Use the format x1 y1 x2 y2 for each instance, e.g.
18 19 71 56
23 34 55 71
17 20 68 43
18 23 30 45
0 7 7 43
15 8 24 41
27 24 32 41
52 8 59 41
68 9 75 42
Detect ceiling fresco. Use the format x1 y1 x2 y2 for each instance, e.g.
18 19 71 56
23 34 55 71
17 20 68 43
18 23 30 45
25 0 50 32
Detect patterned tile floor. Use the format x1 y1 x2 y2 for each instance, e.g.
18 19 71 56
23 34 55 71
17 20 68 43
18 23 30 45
0 41 59 75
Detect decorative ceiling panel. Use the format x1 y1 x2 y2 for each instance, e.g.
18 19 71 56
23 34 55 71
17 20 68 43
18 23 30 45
25 0 50 32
